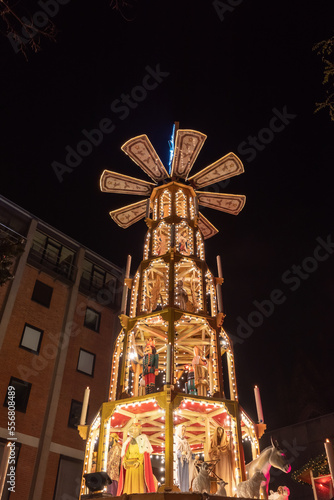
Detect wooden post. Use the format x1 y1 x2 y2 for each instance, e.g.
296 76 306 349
166 343 172 384
170 224 175 247
325 439 334 489
145 198 150 219
204 417 210 461
310 469 318 500
227 352 235 401
121 255 131 314
133 363 140 397
208 357 214 394
216 255 224 313
164 401 174 489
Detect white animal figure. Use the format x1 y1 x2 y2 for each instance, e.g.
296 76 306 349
216 479 228 496
192 462 211 494
237 471 266 498
245 439 291 499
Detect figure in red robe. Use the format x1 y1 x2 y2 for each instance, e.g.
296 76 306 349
117 422 156 495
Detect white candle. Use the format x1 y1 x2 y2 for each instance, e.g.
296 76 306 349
125 254 131 279
166 344 171 384
80 387 90 426
216 255 223 278
254 385 264 423
121 255 132 314
216 284 223 313
309 469 318 500
324 439 334 485
0 443 11 497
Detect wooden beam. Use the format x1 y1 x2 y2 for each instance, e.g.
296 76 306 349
139 325 168 341
177 324 206 342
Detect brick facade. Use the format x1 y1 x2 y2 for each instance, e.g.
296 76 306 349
0 196 123 500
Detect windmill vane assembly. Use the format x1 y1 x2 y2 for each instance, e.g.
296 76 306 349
100 128 246 233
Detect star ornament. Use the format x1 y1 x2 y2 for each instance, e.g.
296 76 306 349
100 129 246 238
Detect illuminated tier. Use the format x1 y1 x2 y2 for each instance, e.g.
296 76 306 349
78 127 264 498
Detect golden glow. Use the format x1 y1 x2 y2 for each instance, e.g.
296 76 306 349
175 221 194 256
171 129 207 179
88 132 254 495
121 134 168 182
196 192 246 216
100 169 155 195
141 259 169 313
143 231 151 260
197 212 219 240
196 230 205 260
109 199 148 229
175 189 188 218
174 259 203 312
188 152 244 189
159 189 172 219
153 222 171 256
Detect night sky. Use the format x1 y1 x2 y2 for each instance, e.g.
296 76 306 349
1 0 334 436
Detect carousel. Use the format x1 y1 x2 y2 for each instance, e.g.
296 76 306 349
78 125 266 499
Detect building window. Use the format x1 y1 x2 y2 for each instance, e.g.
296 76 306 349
77 349 95 376
19 324 43 354
79 259 120 308
4 377 32 413
84 308 100 332
68 399 83 429
53 456 83 500
31 280 53 308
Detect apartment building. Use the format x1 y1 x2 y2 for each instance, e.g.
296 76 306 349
0 195 124 499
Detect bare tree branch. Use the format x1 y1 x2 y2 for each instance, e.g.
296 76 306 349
0 0 57 60
313 35 334 121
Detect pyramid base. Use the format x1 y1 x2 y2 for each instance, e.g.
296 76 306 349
81 493 253 499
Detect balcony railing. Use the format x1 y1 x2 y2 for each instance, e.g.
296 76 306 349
27 242 77 284
79 272 122 309
0 223 26 246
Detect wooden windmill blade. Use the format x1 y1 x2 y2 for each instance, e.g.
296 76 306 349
197 213 219 239
196 192 246 215
121 134 169 183
109 199 149 229
171 129 207 179
100 170 155 196
188 152 244 189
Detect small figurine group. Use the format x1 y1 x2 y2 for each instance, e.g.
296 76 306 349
175 424 235 497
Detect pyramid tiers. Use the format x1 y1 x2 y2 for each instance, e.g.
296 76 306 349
78 129 263 498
